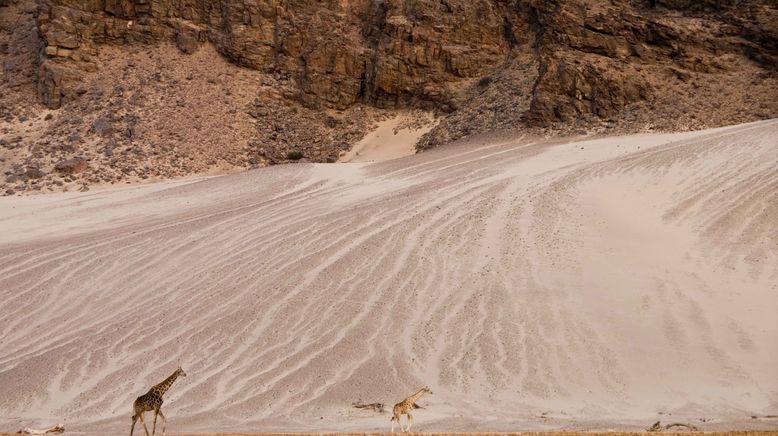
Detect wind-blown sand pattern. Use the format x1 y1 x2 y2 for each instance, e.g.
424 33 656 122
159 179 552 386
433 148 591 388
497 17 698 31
0 121 776 434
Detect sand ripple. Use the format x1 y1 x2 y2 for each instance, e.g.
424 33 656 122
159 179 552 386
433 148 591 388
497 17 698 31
0 121 776 433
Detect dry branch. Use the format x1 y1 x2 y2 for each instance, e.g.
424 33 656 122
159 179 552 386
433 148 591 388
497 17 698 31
647 420 699 432
16 424 64 434
352 402 385 413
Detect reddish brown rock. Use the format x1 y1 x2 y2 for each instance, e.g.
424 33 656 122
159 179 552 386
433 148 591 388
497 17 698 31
54 158 88 175
33 0 777 126
34 0 525 110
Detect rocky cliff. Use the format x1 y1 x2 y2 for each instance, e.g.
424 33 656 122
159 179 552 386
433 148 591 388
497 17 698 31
35 0 523 111
421 0 778 147
34 0 777 118
0 0 776 194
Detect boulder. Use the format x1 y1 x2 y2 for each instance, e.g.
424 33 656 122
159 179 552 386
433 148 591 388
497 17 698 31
54 158 88 175
90 117 113 137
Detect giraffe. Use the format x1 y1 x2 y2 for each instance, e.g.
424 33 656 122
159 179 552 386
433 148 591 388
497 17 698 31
130 366 187 436
390 386 432 432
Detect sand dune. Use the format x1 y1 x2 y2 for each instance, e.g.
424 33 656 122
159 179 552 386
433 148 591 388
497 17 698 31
0 121 776 434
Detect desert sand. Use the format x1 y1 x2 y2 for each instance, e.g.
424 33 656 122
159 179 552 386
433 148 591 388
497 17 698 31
0 120 776 435
339 114 436 163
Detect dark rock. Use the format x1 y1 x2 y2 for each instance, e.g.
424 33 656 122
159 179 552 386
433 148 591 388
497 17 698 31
90 117 114 137
37 61 84 109
54 158 88 175
176 31 200 55
286 151 304 161
24 167 46 180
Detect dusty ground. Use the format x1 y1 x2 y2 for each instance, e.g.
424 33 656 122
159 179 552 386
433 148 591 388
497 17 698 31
0 121 777 435
161 433 778 436
2 431 778 435
4 433 778 436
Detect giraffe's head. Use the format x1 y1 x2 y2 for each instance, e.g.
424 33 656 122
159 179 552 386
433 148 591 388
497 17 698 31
421 385 432 394
177 366 187 377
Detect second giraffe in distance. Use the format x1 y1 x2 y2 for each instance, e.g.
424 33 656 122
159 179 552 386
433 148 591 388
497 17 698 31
130 366 187 436
391 386 432 432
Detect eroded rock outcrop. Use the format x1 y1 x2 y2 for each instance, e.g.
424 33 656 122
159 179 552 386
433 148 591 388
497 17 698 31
524 0 777 124
33 0 778 130
35 0 525 111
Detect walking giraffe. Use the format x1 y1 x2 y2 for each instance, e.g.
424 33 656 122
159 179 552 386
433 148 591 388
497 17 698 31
390 386 432 432
130 366 186 436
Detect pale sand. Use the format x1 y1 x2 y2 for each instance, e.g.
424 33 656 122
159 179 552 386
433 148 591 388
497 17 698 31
3 433 778 436
0 121 776 434
339 114 435 163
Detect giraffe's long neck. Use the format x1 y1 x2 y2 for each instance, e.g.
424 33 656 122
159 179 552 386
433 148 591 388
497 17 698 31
151 370 180 396
407 388 427 404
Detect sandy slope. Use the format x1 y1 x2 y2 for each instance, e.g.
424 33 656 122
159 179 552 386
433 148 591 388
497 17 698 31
339 114 436 163
0 121 776 434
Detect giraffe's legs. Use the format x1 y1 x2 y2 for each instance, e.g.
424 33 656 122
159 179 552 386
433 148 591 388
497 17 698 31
392 413 402 433
158 410 167 435
407 413 413 432
139 411 151 436
131 415 138 436
152 410 158 435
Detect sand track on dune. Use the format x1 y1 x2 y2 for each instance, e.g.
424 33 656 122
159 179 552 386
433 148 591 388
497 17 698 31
0 121 776 434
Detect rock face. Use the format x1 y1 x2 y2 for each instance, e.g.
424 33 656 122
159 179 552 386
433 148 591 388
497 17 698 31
34 0 777 133
35 0 524 111
524 0 778 124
